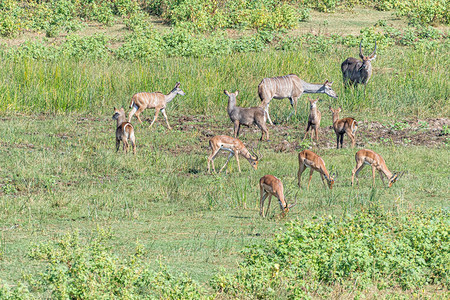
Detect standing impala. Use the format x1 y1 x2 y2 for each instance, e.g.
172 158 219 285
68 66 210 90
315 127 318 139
258 74 338 125
259 175 297 218
128 82 185 130
330 106 357 149
351 149 402 187
207 135 260 174
303 97 321 142
298 150 336 190
341 41 377 88
113 107 136 155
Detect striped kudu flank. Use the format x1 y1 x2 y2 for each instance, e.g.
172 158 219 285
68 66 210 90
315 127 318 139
128 82 185 130
258 74 338 125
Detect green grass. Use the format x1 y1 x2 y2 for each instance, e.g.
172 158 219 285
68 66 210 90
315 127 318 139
0 113 448 289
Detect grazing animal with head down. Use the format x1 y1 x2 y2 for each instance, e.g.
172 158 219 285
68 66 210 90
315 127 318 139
341 41 377 89
298 150 336 190
113 107 136 155
330 106 358 149
259 175 297 218
351 149 403 188
128 82 185 130
207 135 260 174
224 90 269 141
303 97 322 142
258 74 338 125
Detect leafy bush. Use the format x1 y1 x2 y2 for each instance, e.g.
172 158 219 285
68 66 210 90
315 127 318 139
2 229 208 299
212 208 449 298
60 34 111 60
396 0 449 25
0 0 23 37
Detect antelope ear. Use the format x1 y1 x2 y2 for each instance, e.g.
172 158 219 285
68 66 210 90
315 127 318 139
235 90 239 96
224 90 229 95
329 81 334 85
369 54 377 61
324 80 329 85
175 82 180 88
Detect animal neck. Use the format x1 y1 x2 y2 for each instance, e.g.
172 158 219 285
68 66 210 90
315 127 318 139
379 163 392 179
227 97 236 112
310 104 318 118
116 115 127 127
301 80 325 94
165 90 178 103
331 112 339 124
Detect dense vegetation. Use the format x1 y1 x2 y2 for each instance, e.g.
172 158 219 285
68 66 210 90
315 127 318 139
0 1 448 299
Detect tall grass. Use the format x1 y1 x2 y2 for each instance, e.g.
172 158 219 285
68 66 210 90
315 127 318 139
0 46 448 119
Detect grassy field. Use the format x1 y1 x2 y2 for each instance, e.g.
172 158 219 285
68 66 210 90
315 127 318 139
0 3 449 298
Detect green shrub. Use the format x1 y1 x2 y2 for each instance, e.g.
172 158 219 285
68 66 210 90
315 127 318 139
396 0 449 25
212 209 449 298
115 30 163 60
60 34 111 60
21 229 208 299
0 0 23 37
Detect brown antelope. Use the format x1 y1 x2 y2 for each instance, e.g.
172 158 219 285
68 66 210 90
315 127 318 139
207 135 260 174
341 41 377 89
352 149 403 188
128 82 185 130
258 74 338 125
224 90 269 141
113 107 136 155
259 175 297 218
303 97 321 142
298 150 336 190
330 106 358 149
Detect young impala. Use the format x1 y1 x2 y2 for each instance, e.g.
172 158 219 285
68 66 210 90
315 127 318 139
128 82 185 130
112 107 136 155
303 97 321 142
351 149 403 187
259 175 297 218
298 150 336 190
330 106 358 149
207 135 260 174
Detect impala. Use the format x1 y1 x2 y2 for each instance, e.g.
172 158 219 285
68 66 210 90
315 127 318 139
258 74 338 125
351 149 403 187
128 82 185 130
330 106 358 149
259 175 297 218
341 41 377 88
224 90 269 141
303 97 321 142
207 135 260 174
113 107 136 155
298 150 336 190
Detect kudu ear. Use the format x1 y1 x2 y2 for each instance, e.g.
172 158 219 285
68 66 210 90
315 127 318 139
369 54 377 61
224 90 229 96
175 82 181 88
235 90 239 96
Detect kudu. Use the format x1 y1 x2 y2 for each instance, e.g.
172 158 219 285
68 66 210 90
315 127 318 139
330 106 358 149
128 82 185 130
258 74 338 125
259 175 297 218
352 149 403 188
303 97 321 142
224 90 269 141
207 135 261 174
341 41 377 89
113 107 136 155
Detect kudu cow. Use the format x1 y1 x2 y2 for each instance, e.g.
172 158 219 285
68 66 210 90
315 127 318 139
258 74 338 125
341 41 377 89
224 90 269 141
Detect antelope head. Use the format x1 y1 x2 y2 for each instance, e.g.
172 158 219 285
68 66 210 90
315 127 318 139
249 147 261 170
308 97 320 108
282 191 299 216
359 40 377 71
322 80 338 99
172 82 185 96
328 167 338 190
388 171 404 188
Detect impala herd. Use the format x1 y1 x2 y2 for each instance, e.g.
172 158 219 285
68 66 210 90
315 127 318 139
114 41 403 218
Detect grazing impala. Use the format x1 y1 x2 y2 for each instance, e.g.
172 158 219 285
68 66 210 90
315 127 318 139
330 106 357 149
303 97 321 142
113 107 136 155
298 150 336 190
207 135 260 174
259 175 297 218
341 41 377 88
258 74 338 125
128 82 185 130
224 90 269 141
351 149 402 187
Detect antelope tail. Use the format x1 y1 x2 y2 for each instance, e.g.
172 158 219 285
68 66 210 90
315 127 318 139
351 120 358 134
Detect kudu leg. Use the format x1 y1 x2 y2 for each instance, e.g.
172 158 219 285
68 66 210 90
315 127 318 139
265 104 274 126
134 106 145 124
128 106 137 123
149 109 160 128
161 108 172 130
